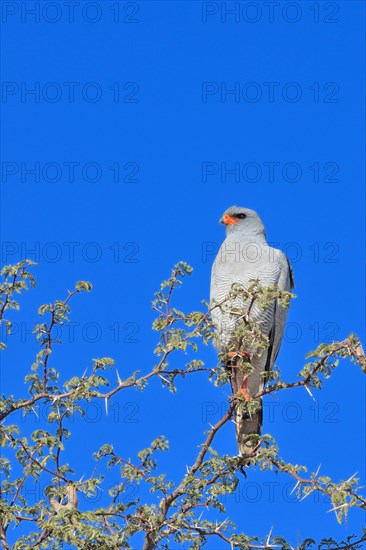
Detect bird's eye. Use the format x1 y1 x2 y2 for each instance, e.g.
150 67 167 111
236 213 246 219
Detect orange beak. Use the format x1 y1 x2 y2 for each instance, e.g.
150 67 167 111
222 213 238 225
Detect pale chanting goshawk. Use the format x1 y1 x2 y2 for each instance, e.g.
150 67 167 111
210 206 294 456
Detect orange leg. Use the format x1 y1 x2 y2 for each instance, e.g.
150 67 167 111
239 377 251 402
227 351 251 401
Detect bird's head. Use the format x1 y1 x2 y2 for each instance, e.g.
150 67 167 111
220 206 266 238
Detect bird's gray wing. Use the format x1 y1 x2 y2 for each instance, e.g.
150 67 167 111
263 254 294 377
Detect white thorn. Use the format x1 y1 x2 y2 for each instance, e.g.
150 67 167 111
105 397 109 415
217 518 228 531
116 369 122 385
78 474 85 482
31 406 39 418
158 374 170 384
327 503 348 513
290 481 300 495
304 384 316 401
344 471 358 485
314 464 321 477
81 367 88 378
299 491 312 502
266 526 273 546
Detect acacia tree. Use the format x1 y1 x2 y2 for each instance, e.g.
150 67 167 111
0 260 365 549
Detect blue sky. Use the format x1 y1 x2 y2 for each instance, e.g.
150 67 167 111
1 1 365 548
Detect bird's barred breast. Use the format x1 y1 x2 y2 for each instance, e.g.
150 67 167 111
211 240 287 293
210 240 288 346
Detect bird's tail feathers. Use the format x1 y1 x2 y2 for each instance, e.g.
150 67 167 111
234 403 262 457
231 366 264 457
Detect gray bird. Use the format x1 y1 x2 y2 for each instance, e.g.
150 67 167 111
210 206 294 456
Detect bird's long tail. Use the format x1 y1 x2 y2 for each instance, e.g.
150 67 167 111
234 401 262 457
229 362 264 457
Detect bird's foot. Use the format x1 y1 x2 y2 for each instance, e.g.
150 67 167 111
227 351 251 359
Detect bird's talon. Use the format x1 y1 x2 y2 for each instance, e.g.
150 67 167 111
227 351 251 359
